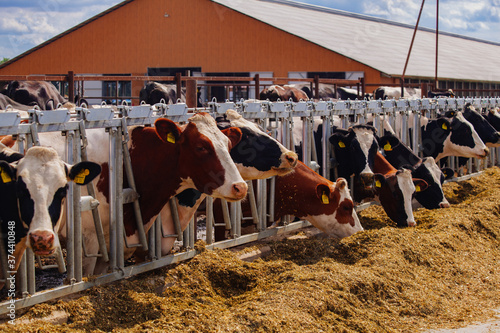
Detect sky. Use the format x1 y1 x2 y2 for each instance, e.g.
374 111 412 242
1 0 499 60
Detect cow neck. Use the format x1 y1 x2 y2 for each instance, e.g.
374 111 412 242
373 152 396 175
123 126 182 235
274 161 339 218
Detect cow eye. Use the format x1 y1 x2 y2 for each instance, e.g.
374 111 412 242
196 146 207 153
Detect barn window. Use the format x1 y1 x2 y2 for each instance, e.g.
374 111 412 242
102 74 131 105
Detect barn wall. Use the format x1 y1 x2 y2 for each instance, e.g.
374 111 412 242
0 0 388 85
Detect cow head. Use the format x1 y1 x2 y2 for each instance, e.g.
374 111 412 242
330 125 379 187
155 113 248 201
0 146 101 256
310 177 364 238
485 107 500 131
454 104 500 147
422 113 488 161
374 169 428 227
379 134 451 210
217 109 297 179
274 161 363 238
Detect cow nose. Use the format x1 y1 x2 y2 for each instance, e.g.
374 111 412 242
439 201 450 208
29 230 55 254
232 182 248 199
359 173 374 188
408 221 417 227
282 151 298 168
482 148 490 157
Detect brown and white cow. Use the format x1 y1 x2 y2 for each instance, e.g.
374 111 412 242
259 85 309 102
273 161 363 238
0 144 101 289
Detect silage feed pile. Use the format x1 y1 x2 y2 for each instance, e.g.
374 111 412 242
2 167 500 333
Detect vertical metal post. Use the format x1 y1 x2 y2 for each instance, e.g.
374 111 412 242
108 127 117 271
206 197 214 244
26 249 35 295
115 128 124 270
73 131 83 282
322 116 331 179
66 130 75 283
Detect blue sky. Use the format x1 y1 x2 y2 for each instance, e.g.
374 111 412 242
1 0 499 60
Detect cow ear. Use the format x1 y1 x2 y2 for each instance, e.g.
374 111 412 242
373 174 386 189
379 135 400 152
413 179 428 193
315 184 331 205
436 118 451 132
0 161 16 184
329 133 348 148
68 161 102 185
221 127 242 149
155 118 182 144
441 167 455 180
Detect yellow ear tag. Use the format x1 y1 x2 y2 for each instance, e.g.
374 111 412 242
415 185 421 192
167 132 176 144
450 112 455 116
0 167 12 183
375 180 381 188
74 169 90 184
338 141 345 148
384 142 392 151
321 192 329 204
442 123 448 130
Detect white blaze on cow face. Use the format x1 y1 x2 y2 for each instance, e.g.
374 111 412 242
189 113 247 201
438 112 488 160
302 180 363 238
16 147 67 255
422 157 450 208
352 127 377 175
396 169 417 227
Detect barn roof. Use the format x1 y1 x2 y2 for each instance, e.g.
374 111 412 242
212 0 500 82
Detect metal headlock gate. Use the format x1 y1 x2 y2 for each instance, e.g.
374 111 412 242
1 96 500 314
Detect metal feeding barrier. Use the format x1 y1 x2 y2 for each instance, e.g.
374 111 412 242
1 96 500 314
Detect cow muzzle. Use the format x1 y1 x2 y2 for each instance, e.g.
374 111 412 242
229 181 248 201
477 147 489 159
439 201 450 208
280 151 298 169
359 173 375 189
28 230 56 255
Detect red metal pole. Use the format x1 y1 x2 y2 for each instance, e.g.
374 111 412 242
435 0 439 87
401 0 426 97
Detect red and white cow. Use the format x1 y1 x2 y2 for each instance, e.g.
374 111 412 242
0 144 101 288
371 152 428 227
146 109 299 257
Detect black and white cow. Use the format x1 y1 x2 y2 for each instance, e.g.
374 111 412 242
485 107 500 131
374 86 421 100
329 125 428 227
427 89 455 98
0 144 101 289
441 105 500 148
420 112 489 161
379 133 453 209
336 87 372 100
